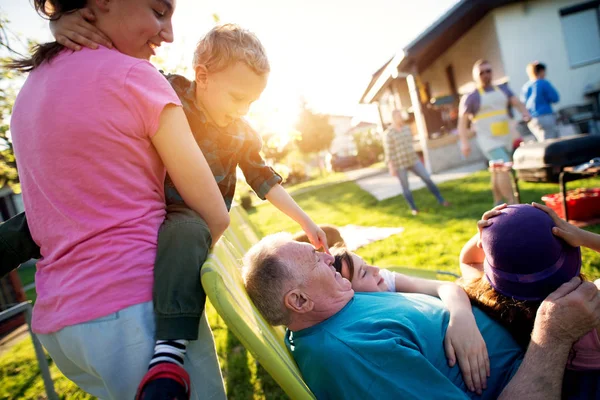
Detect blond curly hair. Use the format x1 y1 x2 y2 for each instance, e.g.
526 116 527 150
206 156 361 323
193 23 270 75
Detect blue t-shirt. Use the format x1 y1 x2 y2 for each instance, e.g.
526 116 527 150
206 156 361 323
286 292 524 400
521 79 560 118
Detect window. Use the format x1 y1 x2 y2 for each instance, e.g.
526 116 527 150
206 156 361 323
560 1 600 67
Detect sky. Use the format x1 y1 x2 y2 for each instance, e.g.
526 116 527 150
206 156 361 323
1 0 458 133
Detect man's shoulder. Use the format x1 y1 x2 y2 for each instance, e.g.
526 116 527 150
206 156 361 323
497 82 514 97
462 89 480 103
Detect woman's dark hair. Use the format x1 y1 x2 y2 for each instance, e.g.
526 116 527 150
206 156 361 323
7 1 86 71
458 273 587 348
332 246 354 282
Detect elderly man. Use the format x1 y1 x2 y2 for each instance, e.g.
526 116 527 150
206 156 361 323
458 60 530 206
243 234 600 399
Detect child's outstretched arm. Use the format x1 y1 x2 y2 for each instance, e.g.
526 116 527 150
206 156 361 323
238 125 328 252
393 274 489 395
533 202 600 253
265 184 329 252
49 8 113 51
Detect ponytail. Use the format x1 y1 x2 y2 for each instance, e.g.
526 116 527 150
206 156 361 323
6 0 86 71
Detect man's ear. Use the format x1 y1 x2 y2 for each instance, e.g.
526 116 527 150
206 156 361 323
284 289 313 314
195 65 209 89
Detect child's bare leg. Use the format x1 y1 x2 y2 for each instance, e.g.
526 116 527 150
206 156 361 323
495 168 516 204
489 169 503 205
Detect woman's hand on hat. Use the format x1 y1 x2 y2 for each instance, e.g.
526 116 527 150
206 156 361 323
50 8 113 52
476 204 507 248
532 202 585 247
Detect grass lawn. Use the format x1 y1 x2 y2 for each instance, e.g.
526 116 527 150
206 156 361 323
16 265 35 287
2 170 599 399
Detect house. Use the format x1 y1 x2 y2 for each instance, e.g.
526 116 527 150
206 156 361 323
360 0 600 173
328 114 357 157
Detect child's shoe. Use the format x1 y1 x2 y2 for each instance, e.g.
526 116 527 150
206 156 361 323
135 363 190 400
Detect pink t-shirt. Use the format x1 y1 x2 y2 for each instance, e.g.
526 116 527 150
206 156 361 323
11 47 181 334
568 329 600 370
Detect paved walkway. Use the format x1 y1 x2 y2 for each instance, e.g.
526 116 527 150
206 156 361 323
286 165 386 197
355 162 486 201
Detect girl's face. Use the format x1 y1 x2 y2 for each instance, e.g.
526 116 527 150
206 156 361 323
96 0 175 60
341 254 388 292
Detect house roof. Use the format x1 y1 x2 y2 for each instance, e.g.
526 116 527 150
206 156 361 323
360 0 522 104
358 56 393 104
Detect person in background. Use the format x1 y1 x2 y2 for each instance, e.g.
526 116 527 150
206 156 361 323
521 62 560 141
384 109 450 215
458 60 530 206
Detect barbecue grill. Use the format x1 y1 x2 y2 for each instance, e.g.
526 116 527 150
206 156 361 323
513 135 600 183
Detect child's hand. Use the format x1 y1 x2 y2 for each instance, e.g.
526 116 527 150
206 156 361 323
476 203 507 248
50 8 113 51
532 202 586 247
444 311 490 395
302 222 329 254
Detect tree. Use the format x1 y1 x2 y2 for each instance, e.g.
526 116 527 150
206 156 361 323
353 128 383 166
261 130 300 164
0 15 29 192
295 104 335 156
0 69 21 191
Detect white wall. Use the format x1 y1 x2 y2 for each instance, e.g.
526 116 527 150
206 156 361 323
494 0 600 109
328 115 356 155
419 13 506 98
328 115 353 137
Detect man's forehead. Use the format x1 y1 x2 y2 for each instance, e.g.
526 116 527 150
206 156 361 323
277 241 315 261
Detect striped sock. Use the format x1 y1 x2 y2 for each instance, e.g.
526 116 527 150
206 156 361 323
148 340 188 370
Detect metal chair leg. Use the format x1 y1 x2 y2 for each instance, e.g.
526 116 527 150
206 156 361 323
0 302 58 400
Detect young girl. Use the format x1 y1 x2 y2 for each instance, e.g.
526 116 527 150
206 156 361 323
9 1 230 399
331 247 490 395
458 203 600 399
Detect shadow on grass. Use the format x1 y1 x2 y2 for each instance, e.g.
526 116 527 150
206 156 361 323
3 345 55 400
224 328 253 400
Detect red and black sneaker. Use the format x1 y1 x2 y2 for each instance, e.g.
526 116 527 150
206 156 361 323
135 363 191 400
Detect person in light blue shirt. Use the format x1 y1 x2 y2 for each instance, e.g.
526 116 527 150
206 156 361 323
521 62 560 141
242 233 600 400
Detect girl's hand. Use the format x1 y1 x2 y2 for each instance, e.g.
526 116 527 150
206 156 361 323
302 221 329 254
50 8 113 51
444 311 490 395
532 202 586 247
476 203 507 248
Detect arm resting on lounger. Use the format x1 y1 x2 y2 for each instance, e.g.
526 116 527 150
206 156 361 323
0 212 41 278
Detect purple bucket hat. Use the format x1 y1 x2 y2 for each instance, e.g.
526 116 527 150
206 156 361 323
482 204 581 301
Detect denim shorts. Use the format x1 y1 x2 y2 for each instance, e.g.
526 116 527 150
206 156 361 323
484 146 512 163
